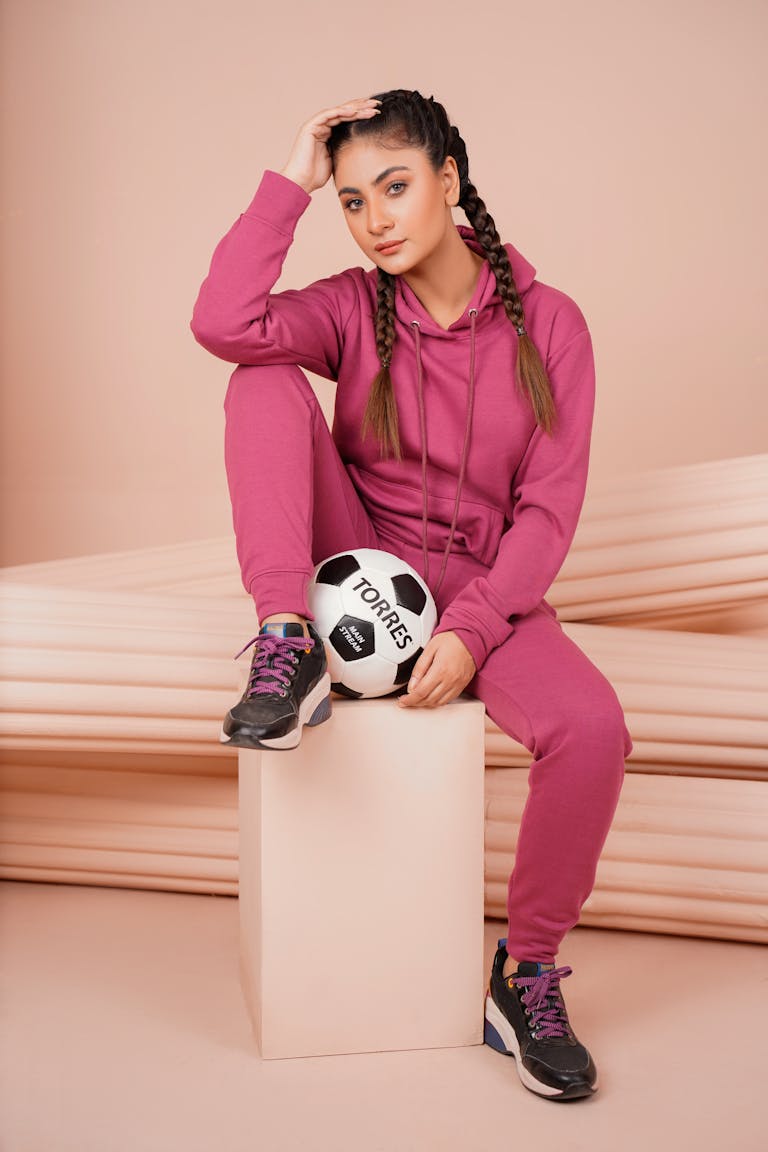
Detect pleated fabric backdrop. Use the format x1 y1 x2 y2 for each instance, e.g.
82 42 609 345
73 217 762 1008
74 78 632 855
1 453 767 942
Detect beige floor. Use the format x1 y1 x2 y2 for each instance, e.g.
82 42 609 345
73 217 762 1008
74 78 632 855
0 880 764 1152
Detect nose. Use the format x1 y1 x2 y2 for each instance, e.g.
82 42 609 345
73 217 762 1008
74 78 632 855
367 205 394 235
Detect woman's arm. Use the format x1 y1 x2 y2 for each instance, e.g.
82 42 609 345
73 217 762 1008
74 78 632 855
190 169 360 378
190 97 381 377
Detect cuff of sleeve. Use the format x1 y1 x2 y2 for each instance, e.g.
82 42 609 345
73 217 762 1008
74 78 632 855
431 622 490 674
243 169 312 235
433 577 517 669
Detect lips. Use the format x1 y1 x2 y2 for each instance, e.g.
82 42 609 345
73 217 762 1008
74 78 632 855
376 240 404 253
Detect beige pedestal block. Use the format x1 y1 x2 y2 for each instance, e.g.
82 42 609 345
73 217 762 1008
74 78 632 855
237 695 487 1059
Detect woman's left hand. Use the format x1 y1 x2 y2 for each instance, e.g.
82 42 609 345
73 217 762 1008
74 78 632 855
396 631 477 709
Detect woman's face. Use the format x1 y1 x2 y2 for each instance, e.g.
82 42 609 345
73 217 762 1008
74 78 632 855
333 140 459 273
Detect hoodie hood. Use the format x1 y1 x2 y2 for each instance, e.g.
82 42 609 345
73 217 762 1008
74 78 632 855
389 225 537 600
394 224 537 338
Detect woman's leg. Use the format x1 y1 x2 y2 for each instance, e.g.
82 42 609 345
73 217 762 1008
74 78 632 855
223 362 381 622
220 363 384 749
464 602 634 965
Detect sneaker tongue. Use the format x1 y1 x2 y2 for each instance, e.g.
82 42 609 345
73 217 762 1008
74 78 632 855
516 961 556 977
258 622 307 638
496 939 556 979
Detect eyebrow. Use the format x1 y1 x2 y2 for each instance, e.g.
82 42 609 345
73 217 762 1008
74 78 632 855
337 166 413 196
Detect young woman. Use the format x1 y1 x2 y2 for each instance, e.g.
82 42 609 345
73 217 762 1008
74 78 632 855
191 88 633 1102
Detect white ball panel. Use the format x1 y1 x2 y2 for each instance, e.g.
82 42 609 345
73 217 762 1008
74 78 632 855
308 547 438 699
306 581 344 639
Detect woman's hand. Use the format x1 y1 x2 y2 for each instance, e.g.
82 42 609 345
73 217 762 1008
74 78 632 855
396 631 477 709
279 96 382 195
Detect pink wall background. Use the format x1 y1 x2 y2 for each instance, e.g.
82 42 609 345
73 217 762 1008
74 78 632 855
1 0 766 567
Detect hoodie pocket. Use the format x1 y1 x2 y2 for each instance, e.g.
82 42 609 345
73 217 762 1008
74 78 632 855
349 464 506 568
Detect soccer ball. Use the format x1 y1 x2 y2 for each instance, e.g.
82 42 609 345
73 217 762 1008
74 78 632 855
307 547 437 699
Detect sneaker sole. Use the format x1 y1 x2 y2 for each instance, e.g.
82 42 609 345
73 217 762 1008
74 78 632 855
483 993 597 1100
219 672 333 751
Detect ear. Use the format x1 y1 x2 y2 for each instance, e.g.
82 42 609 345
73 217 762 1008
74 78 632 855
442 156 461 207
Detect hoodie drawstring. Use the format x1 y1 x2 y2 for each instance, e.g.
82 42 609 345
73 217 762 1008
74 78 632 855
411 307 478 602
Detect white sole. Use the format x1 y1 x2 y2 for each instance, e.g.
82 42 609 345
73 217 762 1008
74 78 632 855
219 672 332 750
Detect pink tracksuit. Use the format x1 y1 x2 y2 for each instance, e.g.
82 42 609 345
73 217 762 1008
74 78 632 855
191 169 634 963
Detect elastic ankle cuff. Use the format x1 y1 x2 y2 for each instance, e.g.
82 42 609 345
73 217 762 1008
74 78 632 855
249 571 315 624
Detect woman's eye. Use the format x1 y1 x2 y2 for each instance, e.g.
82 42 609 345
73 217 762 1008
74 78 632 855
345 182 406 212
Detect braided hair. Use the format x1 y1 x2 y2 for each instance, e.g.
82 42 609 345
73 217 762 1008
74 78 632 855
327 88 556 462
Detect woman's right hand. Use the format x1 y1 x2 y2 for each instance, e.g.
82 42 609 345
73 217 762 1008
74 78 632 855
279 97 382 195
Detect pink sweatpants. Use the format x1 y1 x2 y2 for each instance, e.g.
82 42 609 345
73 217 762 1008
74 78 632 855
224 363 634 964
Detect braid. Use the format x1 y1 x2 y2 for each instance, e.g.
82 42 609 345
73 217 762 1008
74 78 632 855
327 88 557 460
451 128 556 434
360 269 403 461
375 267 396 369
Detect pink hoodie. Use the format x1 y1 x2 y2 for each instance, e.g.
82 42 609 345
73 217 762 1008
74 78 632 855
190 168 595 672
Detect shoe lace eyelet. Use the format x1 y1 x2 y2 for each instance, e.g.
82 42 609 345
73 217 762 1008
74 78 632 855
280 689 287 697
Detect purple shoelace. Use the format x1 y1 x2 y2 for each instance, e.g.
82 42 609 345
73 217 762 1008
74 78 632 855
511 965 574 1039
233 632 315 698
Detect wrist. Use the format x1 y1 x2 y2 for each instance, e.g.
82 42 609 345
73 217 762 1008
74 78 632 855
278 168 313 195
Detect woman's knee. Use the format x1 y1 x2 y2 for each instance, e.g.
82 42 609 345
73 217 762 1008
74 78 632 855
223 361 319 418
549 679 630 761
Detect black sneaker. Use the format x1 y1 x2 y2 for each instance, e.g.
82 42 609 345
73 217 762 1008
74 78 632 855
220 621 332 750
483 937 597 1100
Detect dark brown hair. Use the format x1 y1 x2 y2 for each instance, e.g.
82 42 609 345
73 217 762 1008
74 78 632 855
328 88 557 462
